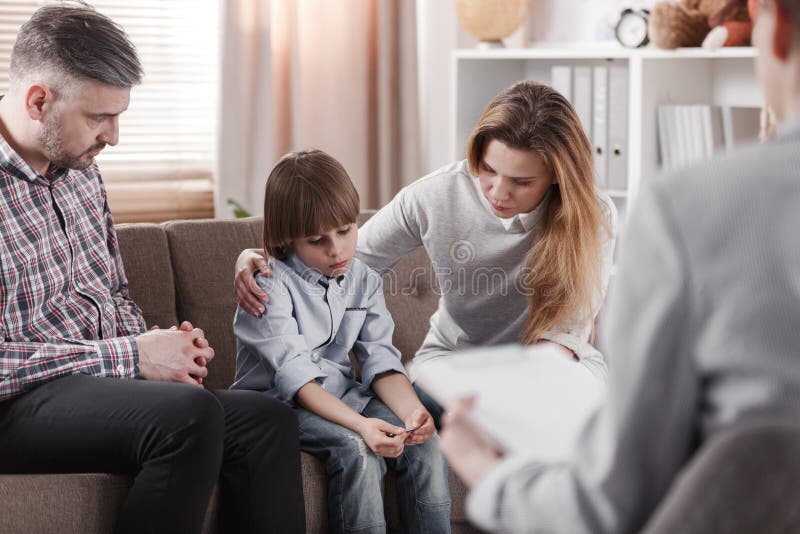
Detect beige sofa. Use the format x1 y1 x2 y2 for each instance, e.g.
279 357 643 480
0 215 477 534
2 215 800 534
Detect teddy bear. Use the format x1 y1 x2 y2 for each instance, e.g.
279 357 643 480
647 0 757 50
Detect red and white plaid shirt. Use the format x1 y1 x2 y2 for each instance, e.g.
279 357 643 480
0 133 144 402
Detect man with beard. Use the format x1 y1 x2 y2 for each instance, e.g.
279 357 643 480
0 4 305 533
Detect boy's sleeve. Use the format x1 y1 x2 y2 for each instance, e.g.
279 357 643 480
351 270 409 388
233 273 326 402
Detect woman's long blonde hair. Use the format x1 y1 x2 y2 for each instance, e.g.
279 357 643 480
467 81 609 344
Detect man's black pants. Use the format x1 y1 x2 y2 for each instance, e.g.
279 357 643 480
0 374 306 533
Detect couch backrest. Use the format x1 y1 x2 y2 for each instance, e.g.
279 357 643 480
161 217 264 390
115 223 179 330
116 215 439 390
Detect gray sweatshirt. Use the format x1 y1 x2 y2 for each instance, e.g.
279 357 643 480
465 123 800 533
357 160 617 377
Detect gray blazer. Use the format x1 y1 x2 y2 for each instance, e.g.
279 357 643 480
466 122 800 533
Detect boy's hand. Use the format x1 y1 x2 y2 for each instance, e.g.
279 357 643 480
356 418 406 458
233 248 271 316
404 408 435 445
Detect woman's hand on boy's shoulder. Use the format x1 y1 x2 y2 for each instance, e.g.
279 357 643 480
356 417 406 458
234 248 272 316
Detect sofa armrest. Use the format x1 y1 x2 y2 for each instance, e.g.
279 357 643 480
643 421 800 534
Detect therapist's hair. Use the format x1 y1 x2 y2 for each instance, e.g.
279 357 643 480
775 0 800 46
467 81 610 344
262 149 360 261
9 2 142 94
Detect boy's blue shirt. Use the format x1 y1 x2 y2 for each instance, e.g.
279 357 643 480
232 252 408 413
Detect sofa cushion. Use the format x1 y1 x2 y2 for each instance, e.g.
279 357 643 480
381 246 439 365
162 217 263 390
0 473 129 534
115 223 178 330
0 474 218 534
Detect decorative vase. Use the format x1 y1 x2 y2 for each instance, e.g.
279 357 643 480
455 0 532 48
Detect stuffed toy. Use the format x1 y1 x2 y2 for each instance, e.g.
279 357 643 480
648 0 757 50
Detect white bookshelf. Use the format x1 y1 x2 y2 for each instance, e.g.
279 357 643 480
451 45 762 222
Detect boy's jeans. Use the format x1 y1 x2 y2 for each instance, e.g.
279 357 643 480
297 398 451 534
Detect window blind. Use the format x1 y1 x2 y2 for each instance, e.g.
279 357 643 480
0 0 219 222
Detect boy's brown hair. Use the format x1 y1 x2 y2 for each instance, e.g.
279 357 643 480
263 149 359 260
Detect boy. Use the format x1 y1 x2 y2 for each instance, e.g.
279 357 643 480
233 149 451 534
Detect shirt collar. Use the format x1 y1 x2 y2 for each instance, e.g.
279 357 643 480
284 252 348 288
470 175 550 233
0 123 70 187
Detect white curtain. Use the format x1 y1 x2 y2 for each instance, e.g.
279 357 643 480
217 0 421 217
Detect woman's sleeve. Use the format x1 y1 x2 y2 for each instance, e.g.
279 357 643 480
356 186 424 274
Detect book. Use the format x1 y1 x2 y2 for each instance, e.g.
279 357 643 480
674 105 691 168
701 105 726 159
414 343 606 460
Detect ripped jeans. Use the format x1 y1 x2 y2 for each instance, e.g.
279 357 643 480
296 399 451 534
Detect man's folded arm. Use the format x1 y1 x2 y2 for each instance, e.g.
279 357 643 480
0 330 139 402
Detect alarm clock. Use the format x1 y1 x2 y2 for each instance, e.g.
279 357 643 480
615 8 650 48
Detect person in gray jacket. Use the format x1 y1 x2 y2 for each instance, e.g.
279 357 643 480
437 1 800 532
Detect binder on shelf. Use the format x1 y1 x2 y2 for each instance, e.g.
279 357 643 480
606 66 628 191
573 66 593 143
592 66 608 188
721 106 761 151
550 65 573 103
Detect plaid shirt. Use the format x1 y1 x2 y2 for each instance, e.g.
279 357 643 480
0 133 144 402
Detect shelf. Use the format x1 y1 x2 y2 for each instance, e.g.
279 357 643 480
604 189 628 198
452 46 759 226
454 46 757 61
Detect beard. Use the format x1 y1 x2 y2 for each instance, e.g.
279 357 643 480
38 110 105 170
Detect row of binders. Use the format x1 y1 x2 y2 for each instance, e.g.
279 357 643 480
550 64 628 191
656 105 761 172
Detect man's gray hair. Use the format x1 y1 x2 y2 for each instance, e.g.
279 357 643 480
9 2 142 90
